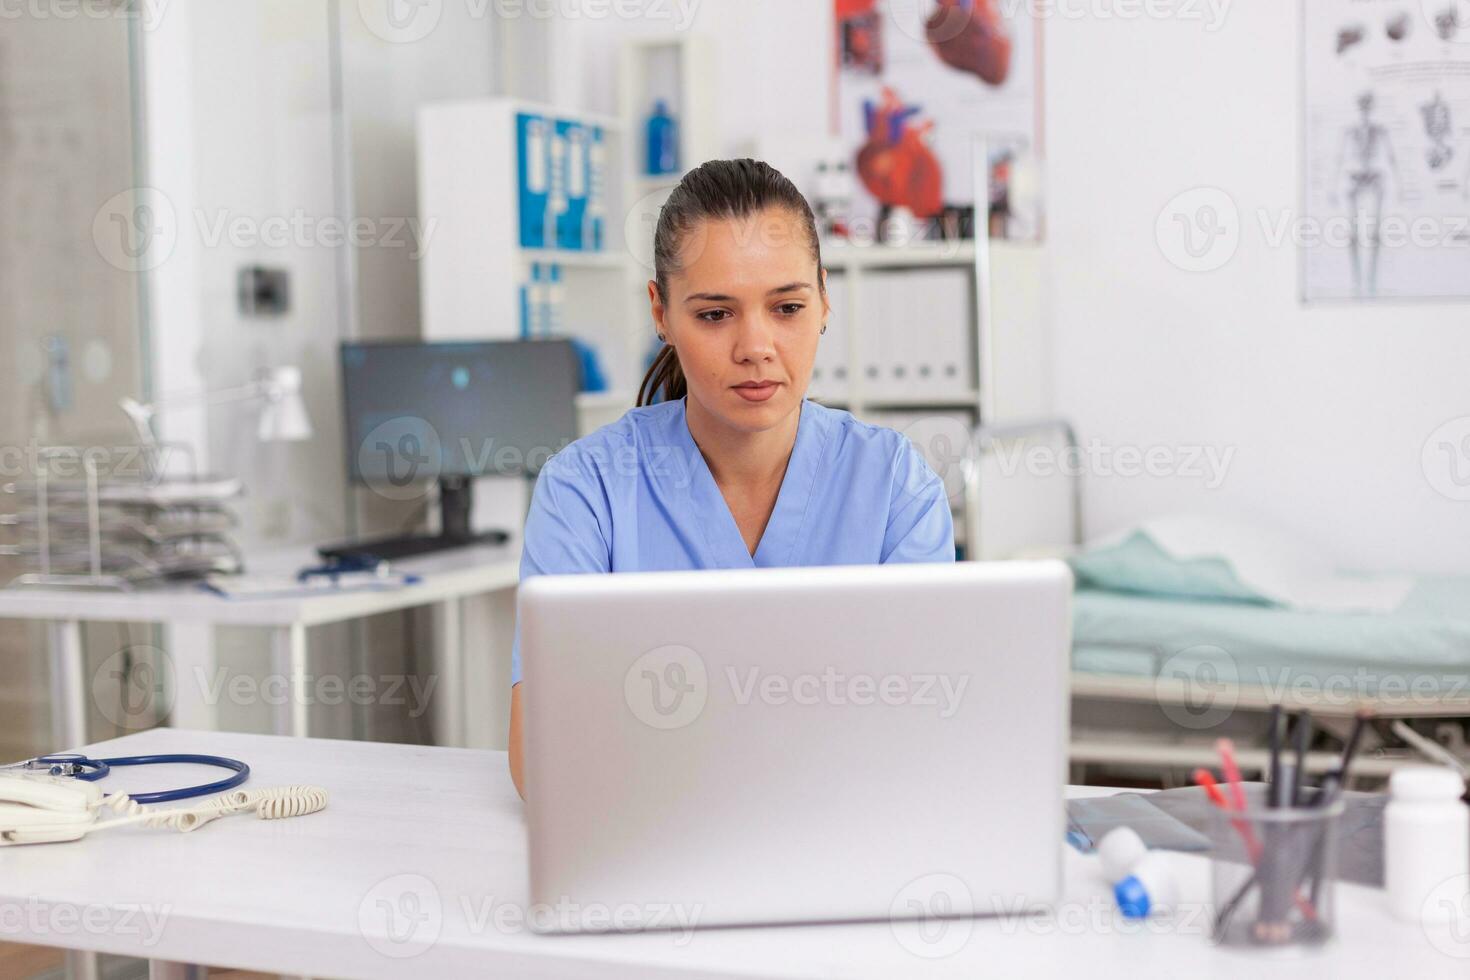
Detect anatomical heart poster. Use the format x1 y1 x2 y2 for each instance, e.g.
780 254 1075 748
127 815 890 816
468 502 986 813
1302 0 1470 301
834 0 1044 242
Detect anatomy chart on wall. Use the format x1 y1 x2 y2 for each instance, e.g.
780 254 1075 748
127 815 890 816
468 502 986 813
1302 0 1470 301
834 0 1043 243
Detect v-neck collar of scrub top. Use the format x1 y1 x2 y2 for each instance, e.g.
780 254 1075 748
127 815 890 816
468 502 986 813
668 395 832 569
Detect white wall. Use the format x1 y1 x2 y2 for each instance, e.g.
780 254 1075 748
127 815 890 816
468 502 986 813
1044 4 1470 574
544 0 831 153
338 9 500 343
188 2 346 549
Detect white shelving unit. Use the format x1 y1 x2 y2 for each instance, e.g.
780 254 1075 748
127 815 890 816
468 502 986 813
812 239 986 420
416 97 636 405
617 36 719 199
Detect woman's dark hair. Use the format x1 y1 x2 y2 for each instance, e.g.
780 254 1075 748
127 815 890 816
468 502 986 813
636 159 824 407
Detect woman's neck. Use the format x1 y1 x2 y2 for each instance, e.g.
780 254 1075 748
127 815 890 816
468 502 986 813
684 395 802 490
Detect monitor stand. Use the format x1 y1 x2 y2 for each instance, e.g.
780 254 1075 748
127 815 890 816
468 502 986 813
317 476 509 563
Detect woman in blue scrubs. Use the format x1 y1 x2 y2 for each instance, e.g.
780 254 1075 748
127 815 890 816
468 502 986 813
509 159 954 796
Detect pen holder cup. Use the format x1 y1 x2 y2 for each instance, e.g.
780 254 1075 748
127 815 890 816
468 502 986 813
1209 790 1344 948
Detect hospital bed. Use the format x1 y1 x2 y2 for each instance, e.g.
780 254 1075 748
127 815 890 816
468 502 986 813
956 418 1470 786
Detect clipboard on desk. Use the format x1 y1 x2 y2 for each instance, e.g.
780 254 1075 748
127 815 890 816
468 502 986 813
1067 791 1214 853
201 569 420 600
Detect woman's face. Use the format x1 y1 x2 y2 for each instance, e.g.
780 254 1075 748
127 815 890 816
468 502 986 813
649 207 829 435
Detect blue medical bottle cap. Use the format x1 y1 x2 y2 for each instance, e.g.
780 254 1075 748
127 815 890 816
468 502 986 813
1113 876 1151 919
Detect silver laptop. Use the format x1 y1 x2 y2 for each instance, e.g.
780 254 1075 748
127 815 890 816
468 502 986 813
520 560 1072 932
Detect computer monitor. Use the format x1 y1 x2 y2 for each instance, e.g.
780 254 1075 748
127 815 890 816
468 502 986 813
326 339 581 561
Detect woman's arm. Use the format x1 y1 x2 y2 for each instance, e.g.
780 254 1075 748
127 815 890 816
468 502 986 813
882 439 956 563
509 682 525 799
508 448 615 802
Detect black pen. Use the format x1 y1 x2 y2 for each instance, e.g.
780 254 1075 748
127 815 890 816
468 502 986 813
1337 709 1371 787
1290 712 1311 808
1302 710 1371 906
1268 703 1284 808
1310 709 1370 807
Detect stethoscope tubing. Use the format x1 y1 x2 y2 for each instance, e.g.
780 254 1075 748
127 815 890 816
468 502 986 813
22 753 250 804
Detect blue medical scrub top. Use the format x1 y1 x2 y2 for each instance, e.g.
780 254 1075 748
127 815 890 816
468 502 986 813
510 396 955 684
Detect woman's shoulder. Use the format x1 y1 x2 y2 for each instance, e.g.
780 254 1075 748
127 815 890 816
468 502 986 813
809 401 946 497
807 400 914 459
540 399 685 478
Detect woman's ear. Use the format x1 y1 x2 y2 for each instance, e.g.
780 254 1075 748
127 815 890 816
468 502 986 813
647 279 668 343
820 267 832 321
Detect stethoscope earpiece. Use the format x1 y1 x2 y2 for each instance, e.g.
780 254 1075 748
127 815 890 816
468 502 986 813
8 753 251 805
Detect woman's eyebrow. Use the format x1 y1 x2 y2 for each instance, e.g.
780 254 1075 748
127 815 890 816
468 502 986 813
683 282 813 304
768 282 814 295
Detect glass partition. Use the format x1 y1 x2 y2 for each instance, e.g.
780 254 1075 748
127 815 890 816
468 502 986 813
0 5 152 760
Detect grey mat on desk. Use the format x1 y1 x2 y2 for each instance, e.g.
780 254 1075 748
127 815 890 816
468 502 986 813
1067 784 1386 887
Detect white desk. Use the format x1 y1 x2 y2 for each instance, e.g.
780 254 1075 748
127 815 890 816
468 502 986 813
0 544 520 748
3 728 1467 980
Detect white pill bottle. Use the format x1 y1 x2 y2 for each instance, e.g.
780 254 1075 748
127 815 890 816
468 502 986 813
1384 766 1469 922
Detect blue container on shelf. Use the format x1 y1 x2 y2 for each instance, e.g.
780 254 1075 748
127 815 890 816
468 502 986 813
645 100 679 176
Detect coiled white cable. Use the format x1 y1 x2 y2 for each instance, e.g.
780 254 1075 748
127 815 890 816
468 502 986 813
249 785 330 819
0 772 328 845
90 785 329 836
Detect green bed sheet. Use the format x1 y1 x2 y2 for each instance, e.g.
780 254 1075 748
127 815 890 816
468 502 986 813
1072 577 1470 697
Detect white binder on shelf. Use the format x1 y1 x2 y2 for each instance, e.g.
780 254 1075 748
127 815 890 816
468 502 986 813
935 267 974 397
911 268 946 393
900 267 931 399
906 267 971 399
861 270 898 402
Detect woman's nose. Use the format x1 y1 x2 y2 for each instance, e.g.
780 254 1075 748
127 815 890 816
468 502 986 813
732 313 777 362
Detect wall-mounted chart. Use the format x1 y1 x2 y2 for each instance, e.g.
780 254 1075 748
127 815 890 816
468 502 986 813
1302 0 1470 301
834 0 1043 243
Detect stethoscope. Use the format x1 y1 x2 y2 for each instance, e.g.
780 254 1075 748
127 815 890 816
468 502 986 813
4 753 250 805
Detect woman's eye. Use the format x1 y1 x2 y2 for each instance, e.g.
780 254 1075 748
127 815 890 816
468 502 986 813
696 309 731 323
776 303 805 316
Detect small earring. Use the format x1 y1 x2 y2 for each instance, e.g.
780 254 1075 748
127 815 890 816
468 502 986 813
657 332 667 343
820 323 828 336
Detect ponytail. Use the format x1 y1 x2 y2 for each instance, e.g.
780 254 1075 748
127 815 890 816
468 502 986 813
636 342 687 406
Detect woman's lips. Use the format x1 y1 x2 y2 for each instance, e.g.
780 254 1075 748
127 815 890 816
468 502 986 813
732 381 780 403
